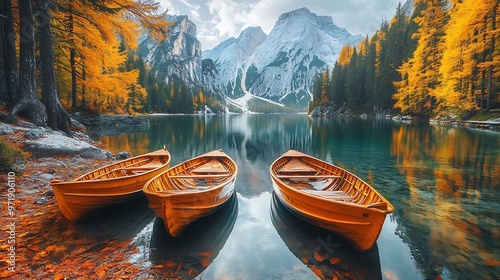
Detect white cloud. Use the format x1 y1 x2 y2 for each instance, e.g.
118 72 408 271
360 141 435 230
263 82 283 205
162 0 404 50
178 0 201 11
207 0 254 38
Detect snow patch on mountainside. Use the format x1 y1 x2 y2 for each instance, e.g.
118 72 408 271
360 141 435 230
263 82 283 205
203 7 363 111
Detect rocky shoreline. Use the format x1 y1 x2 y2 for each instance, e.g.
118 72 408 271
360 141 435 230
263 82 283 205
309 102 500 131
0 115 150 278
72 112 150 136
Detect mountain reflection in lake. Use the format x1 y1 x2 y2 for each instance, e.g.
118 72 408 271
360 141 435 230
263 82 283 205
93 114 500 279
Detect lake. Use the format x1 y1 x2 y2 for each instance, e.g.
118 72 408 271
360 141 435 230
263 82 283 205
93 114 500 279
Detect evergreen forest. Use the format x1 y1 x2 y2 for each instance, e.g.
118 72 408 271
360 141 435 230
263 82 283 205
309 0 500 120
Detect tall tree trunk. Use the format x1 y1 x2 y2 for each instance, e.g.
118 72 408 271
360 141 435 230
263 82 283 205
8 0 47 126
69 12 78 111
37 0 71 134
81 67 86 107
480 16 487 110
487 2 497 111
2 0 18 105
0 9 7 103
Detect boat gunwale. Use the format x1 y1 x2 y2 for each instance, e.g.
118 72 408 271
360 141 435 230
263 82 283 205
143 150 237 197
51 149 171 185
61 188 143 197
270 150 394 214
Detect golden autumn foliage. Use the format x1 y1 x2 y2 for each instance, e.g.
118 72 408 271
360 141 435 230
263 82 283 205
51 0 172 114
394 0 448 117
313 1 499 118
337 45 354 67
394 0 500 117
437 0 500 111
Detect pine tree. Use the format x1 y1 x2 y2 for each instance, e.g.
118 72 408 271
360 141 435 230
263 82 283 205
331 61 346 106
345 48 363 109
364 35 377 109
394 0 448 119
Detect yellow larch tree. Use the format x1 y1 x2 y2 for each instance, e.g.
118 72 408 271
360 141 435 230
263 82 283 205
394 0 448 118
51 0 171 113
437 0 499 112
337 45 354 67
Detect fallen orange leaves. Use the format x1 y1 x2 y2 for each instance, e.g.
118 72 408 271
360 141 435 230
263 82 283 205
53 274 66 280
200 258 210 267
81 262 96 269
485 259 500 266
199 251 213 257
27 244 40 252
313 251 324 262
329 257 341 265
0 270 17 278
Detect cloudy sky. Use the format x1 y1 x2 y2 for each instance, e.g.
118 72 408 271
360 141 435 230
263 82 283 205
159 0 404 50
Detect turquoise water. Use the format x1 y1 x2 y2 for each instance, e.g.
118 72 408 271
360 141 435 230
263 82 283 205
94 114 500 279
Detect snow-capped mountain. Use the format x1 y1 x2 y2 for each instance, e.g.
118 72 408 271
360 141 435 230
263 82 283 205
203 27 267 99
139 8 363 112
203 7 363 110
139 15 202 89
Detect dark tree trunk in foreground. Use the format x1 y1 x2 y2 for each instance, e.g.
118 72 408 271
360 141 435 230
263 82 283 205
0 11 6 103
69 12 78 110
37 0 71 134
1 0 19 105
8 0 47 126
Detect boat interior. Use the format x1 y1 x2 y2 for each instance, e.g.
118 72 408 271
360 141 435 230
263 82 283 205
273 156 388 209
79 155 168 181
147 157 236 193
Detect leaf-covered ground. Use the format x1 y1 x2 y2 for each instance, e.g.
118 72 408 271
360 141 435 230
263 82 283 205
0 155 154 279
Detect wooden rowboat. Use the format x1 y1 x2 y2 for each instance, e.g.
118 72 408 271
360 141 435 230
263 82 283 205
270 150 394 251
143 149 237 237
51 148 171 221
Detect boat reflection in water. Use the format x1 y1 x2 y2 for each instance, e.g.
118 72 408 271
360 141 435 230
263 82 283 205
149 194 238 279
270 193 382 280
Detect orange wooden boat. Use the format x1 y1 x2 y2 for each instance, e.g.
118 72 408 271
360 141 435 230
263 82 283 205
270 150 394 251
51 148 171 221
143 149 237 237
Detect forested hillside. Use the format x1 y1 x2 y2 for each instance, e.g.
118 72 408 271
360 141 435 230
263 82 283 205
0 0 222 134
309 0 500 120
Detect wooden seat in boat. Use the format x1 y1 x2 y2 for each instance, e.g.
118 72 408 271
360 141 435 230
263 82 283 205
192 159 230 175
301 189 353 202
278 159 318 175
124 159 163 170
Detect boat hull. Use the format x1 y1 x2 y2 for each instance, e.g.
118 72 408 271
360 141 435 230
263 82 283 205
51 149 170 221
143 150 238 237
147 179 235 237
270 150 394 251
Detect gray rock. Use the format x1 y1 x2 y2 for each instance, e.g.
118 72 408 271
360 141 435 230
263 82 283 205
44 188 54 197
25 128 46 139
10 159 26 173
35 197 52 205
47 130 66 137
71 131 94 143
24 133 111 159
116 151 130 160
0 123 14 135
39 173 54 181
70 118 86 132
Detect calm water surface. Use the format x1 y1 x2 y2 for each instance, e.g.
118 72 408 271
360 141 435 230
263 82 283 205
93 114 500 279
